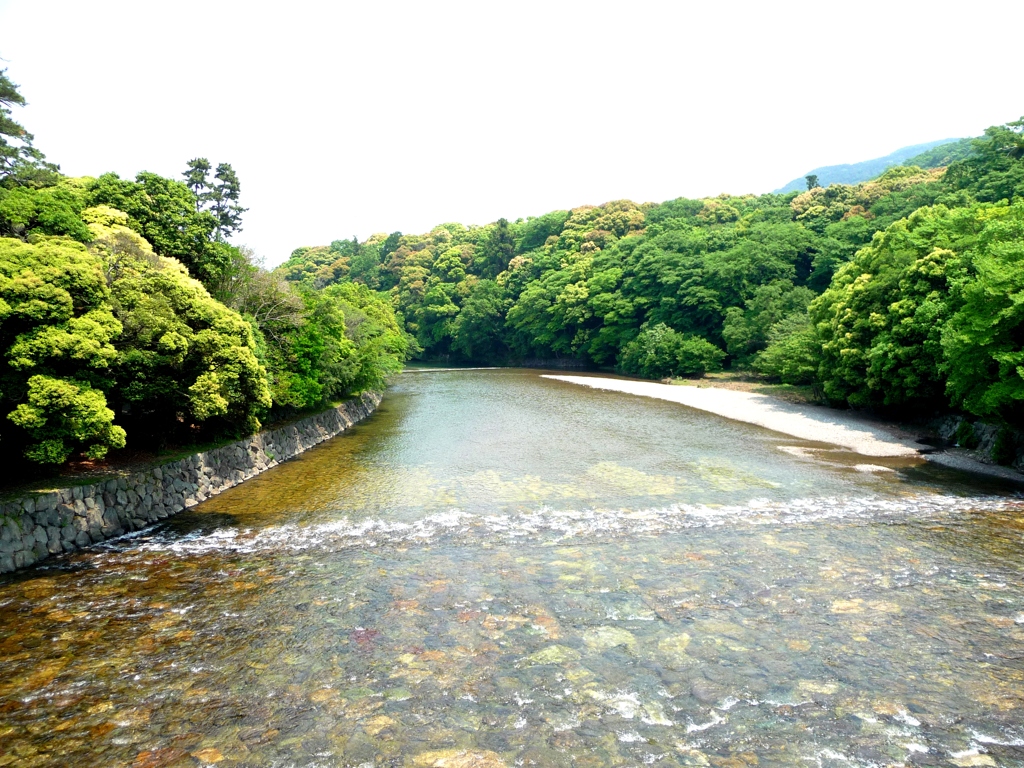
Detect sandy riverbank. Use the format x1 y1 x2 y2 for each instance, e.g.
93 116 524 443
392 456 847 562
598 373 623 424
545 375 1024 483
543 375 924 458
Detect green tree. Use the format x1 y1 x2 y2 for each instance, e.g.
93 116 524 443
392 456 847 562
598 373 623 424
811 204 977 409
0 69 59 188
941 201 1024 424
86 215 272 444
0 237 125 465
183 157 212 204
88 171 231 287
475 218 515 279
946 117 1024 203
208 163 246 239
753 313 820 384
451 279 508 361
722 280 815 362
181 159 246 239
0 180 92 241
618 323 724 379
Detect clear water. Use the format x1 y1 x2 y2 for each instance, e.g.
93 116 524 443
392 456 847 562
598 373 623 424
2 369 1024 767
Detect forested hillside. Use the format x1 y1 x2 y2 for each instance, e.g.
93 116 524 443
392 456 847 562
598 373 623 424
280 115 1024 434
774 138 963 193
5 50 1024 475
0 69 408 475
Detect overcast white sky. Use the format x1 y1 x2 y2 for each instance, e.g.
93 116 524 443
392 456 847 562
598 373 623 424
1 1 1020 266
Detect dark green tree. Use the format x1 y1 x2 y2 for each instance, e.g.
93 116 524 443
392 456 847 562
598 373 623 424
88 171 231 287
476 218 515 279
618 323 724 379
946 117 1024 203
180 159 247 239
209 163 246 239
183 157 212 205
0 69 59 188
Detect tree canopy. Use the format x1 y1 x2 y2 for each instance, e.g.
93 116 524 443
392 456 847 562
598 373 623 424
276 115 1024 436
0 78 412 473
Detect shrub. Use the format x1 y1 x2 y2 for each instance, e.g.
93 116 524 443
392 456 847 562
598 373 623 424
955 420 979 449
618 323 724 379
992 428 1017 466
0 237 126 464
753 313 820 385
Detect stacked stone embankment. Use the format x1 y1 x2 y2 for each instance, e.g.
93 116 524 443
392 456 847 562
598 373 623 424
0 392 381 574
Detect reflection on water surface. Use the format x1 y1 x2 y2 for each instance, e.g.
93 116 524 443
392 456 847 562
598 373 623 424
2 369 1024 767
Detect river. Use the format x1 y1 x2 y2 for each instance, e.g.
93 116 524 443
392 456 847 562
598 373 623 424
2 369 1024 767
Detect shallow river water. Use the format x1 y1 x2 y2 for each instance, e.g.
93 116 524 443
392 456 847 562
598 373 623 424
3 369 1024 768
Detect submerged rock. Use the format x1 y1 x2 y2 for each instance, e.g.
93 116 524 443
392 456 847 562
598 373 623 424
524 645 581 666
583 626 637 653
411 749 508 767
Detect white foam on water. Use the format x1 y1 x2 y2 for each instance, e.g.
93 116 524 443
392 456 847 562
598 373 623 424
804 748 869 767
586 689 643 719
894 709 922 727
970 729 1024 746
124 493 1022 558
686 710 726 733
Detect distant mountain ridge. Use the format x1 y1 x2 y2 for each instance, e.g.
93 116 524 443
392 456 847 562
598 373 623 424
774 138 966 193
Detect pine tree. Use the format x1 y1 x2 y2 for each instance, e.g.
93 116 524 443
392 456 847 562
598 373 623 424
0 69 59 187
181 159 248 240
209 163 247 239
183 157 212 208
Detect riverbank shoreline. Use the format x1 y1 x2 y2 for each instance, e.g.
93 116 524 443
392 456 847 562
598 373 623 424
0 392 382 575
544 375 1024 482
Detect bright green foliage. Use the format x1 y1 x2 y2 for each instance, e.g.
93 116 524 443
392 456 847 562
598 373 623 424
451 279 507 361
475 218 515 279
264 281 409 407
326 282 409 393
88 218 272 442
0 237 125 463
0 179 92 241
812 201 1024 419
0 108 407 470
276 154 997 378
618 323 724 379
266 286 354 409
8 375 125 463
753 313 820 384
219 245 408 411
87 172 230 287
271 114 1022 427
516 211 569 252
812 205 977 409
946 118 1024 203
941 202 1024 422
722 280 815 362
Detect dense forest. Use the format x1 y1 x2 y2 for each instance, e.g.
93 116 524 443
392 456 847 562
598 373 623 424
279 115 1024 434
0 70 408 474
4 56 1024 472
773 137 968 193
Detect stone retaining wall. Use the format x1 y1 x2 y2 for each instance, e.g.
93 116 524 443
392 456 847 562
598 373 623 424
0 392 382 574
